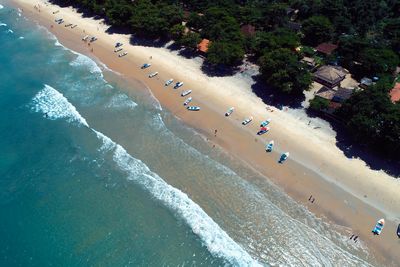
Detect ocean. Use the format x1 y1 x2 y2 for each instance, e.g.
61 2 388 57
0 4 377 266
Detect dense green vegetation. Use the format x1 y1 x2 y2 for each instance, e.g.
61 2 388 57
54 0 400 159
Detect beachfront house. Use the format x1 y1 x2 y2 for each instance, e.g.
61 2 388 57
359 77 374 89
315 43 338 56
197 39 210 55
389 83 400 103
313 65 346 88
313 86 355 114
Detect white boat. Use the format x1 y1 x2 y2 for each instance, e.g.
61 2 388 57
372 219 385 235
187 106 200 111
114 47 123 53
141 63 151 69
118 52 127 57
82 35 89 41
225 107 234 116
279 152 290 163
242 116 253 125
181 90 192 97
183 97 192 106
266 140 274 152
165 79 173 86
174 82 183 89
90 36 97 42
148 72 159 78
260 118 272 127
71 24 77 29
57 19 64 24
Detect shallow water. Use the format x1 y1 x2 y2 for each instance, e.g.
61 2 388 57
0 4 378 266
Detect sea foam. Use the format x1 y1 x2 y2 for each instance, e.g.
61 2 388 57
0 4 4 9
106 94 137 110
70 53 103 75
93 130 261 267
31 84 89 127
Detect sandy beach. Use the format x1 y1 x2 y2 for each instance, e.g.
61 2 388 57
9 0 400 265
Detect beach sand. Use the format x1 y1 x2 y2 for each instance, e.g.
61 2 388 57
10 0 400 265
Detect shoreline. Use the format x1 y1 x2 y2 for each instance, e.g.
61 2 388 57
9 0 400 265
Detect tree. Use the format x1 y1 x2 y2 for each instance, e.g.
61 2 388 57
359 48 399 76
206 41 244 66
302 15 333 46
250 29 300 58
309 96 330 110
258 48 312 94
176 32 201 50
169 24 185 40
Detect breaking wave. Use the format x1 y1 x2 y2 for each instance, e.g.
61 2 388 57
106 94 137 110
69 53 103 76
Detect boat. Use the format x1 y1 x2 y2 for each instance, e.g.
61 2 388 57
181 90 192 97
141 63 151 69
148 72 159 78
90 36 97 42
82 35 89 41
260 118 272 127
71 24 77 29
242 116 253 125
65 23 72 27
114 47 123 53
187 106 200 111
279 152 289 163
115 42 123 48
174 82 184 89
257 126 269 135
225 107 234 116
266 140 274 152
183 97 192 106
57 19 64 25
118 52 128 57
397 224 400 238
165 79 173 86
372 219 385 235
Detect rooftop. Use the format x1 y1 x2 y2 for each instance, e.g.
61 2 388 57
315 86 336 100
314 65 346 83
390 83 400 103
315 43 338 55
197 39 210 53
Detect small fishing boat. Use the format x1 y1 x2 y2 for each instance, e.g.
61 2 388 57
257 126 269 135
187 106 200 111
266 140 274 152
165 79 173 86
82 35 89 41
279 152 289 163
71 24 77 29
174 82 184 89
183 97 192 106
90 36 97 42
65 23 72 27
260 118 272 127
148 72 158 78
242 116 253 125
118 52 128 57
114 47 123 53
57 19 64 25
181 90 192 97
397 224 400 238
115 42 123 48
372 219 385 235
225 107 234 117
141 63 151 69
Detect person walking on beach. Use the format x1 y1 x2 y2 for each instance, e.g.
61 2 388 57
214 129 217 136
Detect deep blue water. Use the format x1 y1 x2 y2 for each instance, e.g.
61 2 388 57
0 3 378 267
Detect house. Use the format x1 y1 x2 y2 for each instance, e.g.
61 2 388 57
389 83 400 103
301 56 318 70
313 65 346 88
332 87 353 102
197 39 210 54
240 24 256 37
315 86 336 100
359 77 373 89
315 43 338 56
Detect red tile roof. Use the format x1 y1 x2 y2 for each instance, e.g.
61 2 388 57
390 83 400 103
197 39 210 53
315 43 338 55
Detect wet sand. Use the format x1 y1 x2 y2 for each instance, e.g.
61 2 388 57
10 0 400 265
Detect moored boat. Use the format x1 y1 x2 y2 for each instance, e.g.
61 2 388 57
266 140 274 152
141 63 151 69
260 118 272 127
115 42 123 48
242 116 253 125
181 90 192 97
148 72 158 78
372 219 385 235
90 36 97 42
174 82 184 89
257 127 269 135
225 107 234 116
118 52 127 57
187 106 200 111
279 152 289 163
82 35 89 41
183 97 192 106
114 47 123 53
397 224 400 238
165 78 173 86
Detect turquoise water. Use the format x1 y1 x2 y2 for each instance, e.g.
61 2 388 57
0 4 379 267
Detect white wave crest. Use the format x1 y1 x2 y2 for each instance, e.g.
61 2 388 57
6 29 13 33
70 53 103 76
0 23 7 27
31 84 89 127
0 4 4 9
94 129 260 266
106 94 137 110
